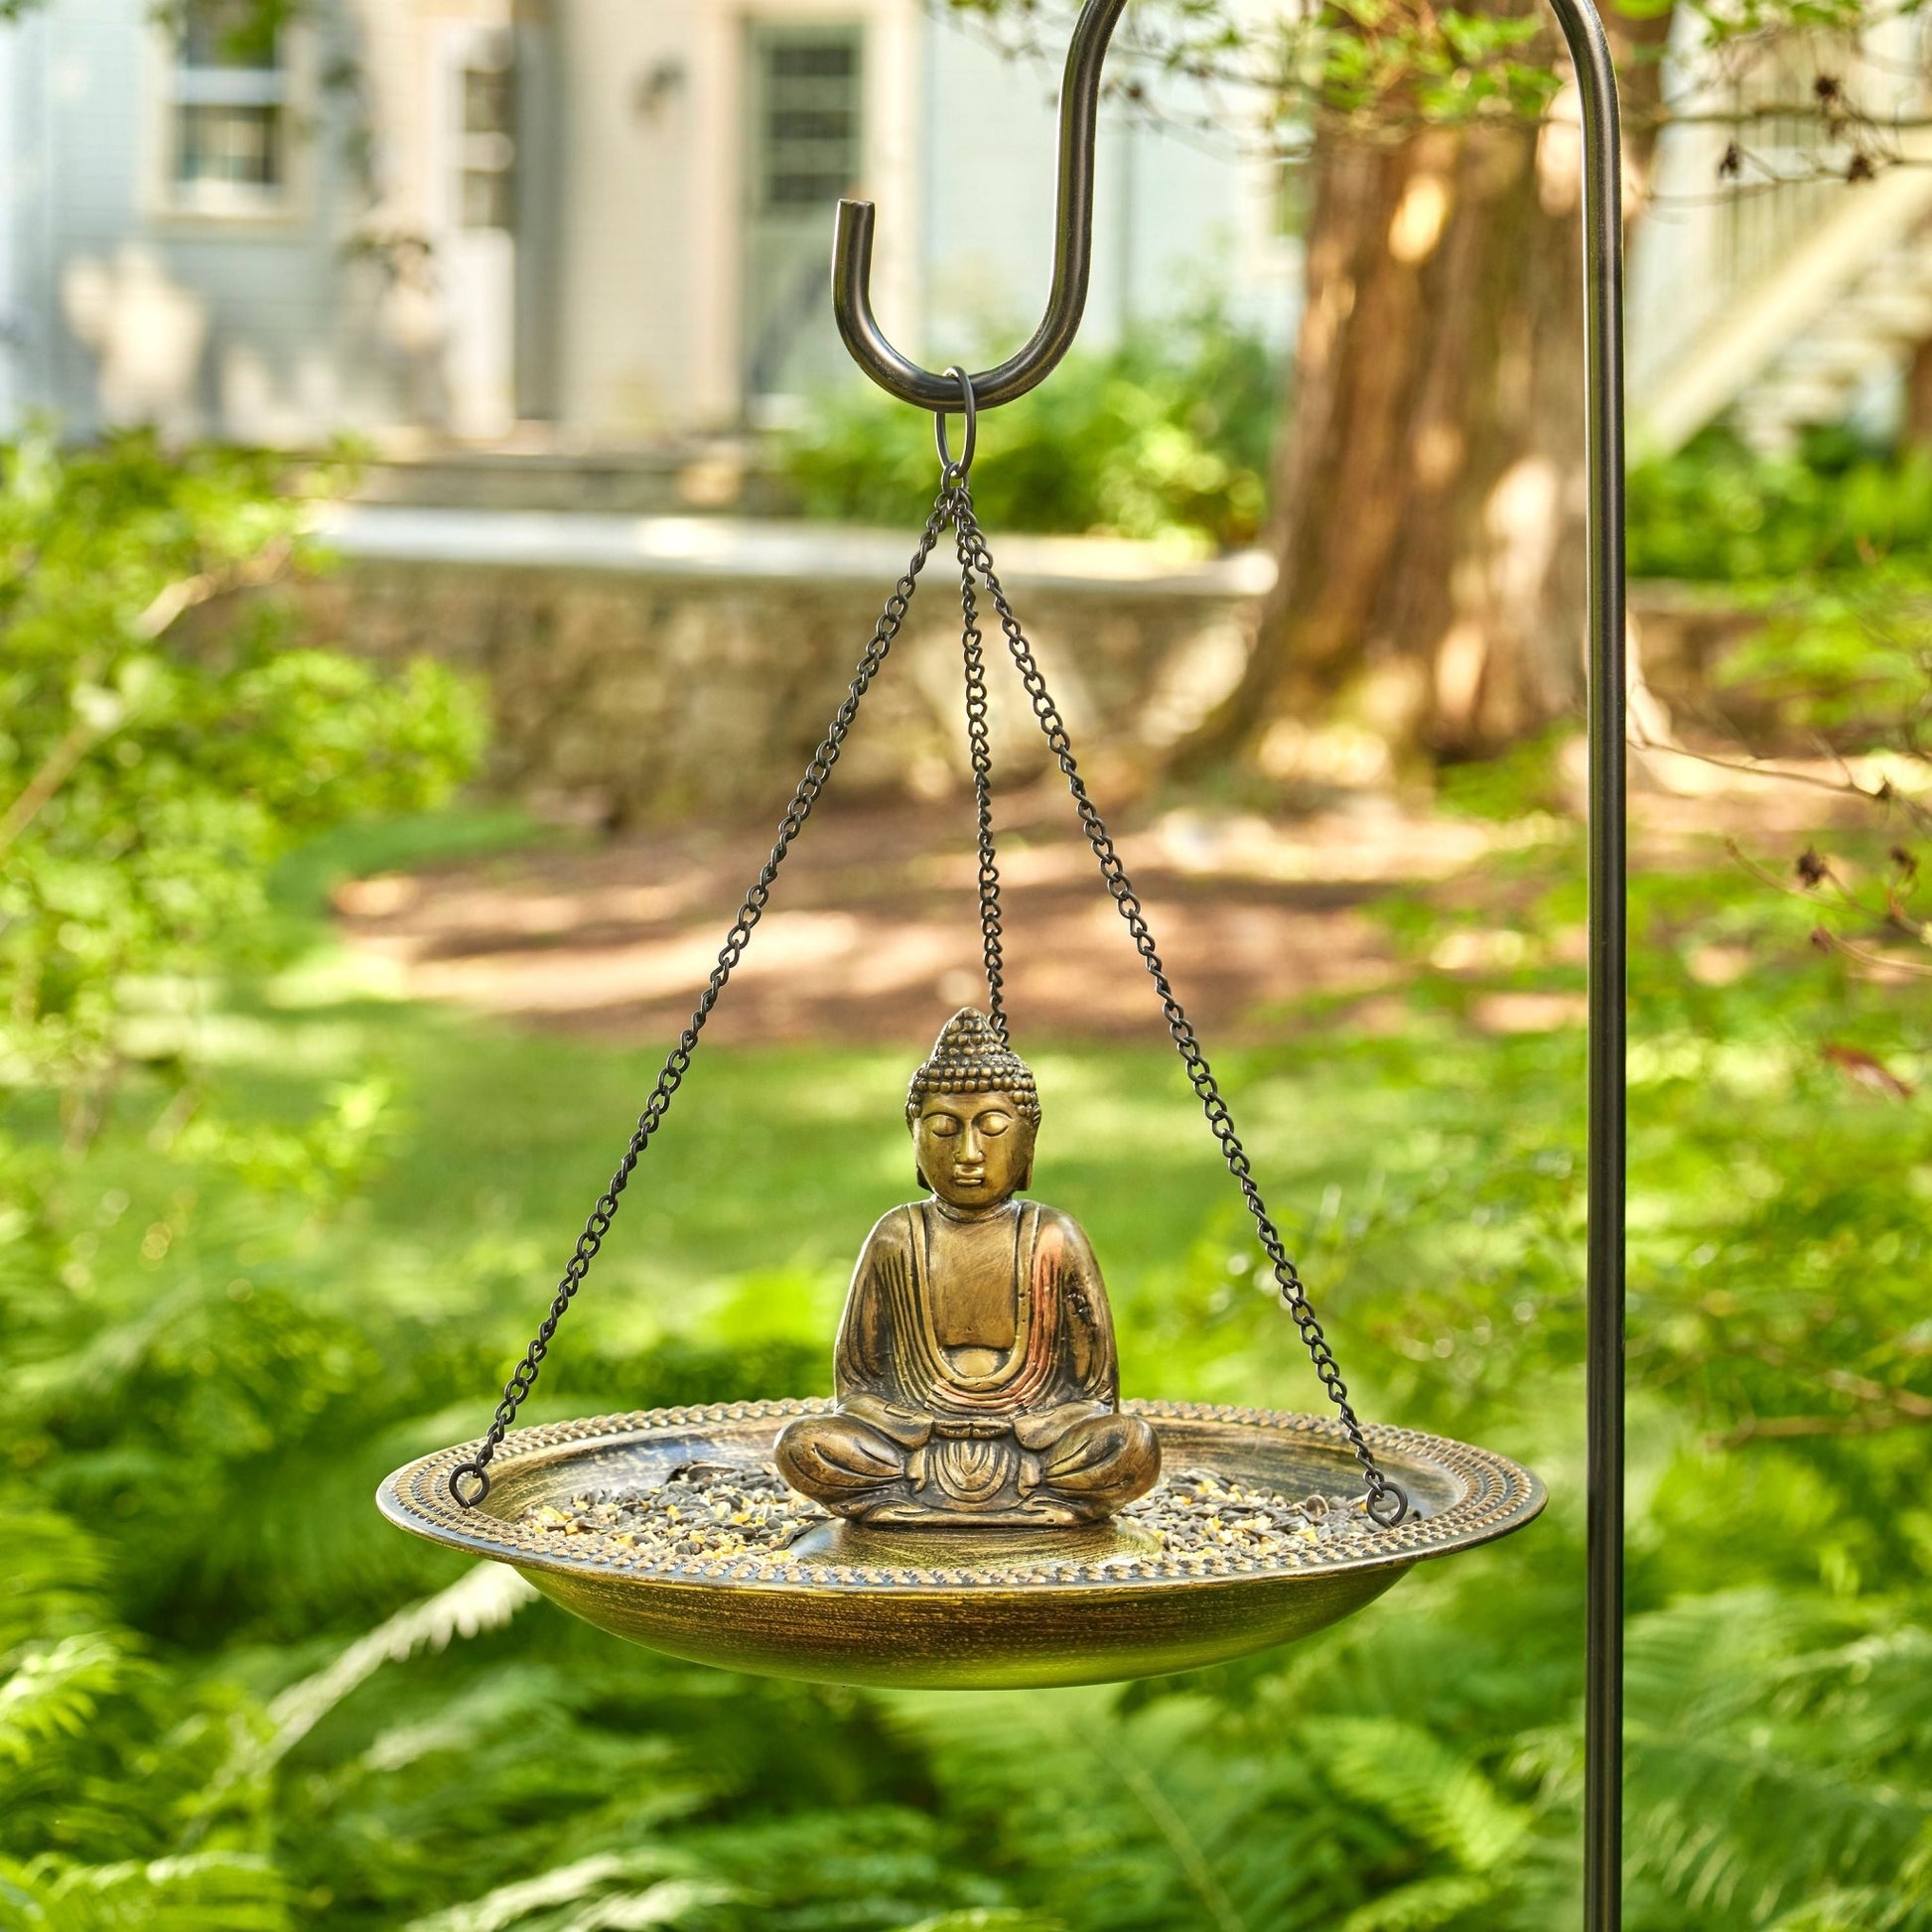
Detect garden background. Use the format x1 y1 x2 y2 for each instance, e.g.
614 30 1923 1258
7 0 1932 1926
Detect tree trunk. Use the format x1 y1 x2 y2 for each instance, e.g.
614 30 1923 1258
1182 11 1668 773
1906 333 1932 448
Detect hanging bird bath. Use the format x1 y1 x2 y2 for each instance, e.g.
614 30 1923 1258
379 1401 1541 1689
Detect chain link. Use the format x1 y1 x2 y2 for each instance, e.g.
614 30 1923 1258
951 483 1409 1527
956 515 1007 1038
449 487 955 1508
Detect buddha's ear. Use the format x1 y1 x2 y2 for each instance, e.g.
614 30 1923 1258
1018 1130 1035 1192
914 1166 930 1191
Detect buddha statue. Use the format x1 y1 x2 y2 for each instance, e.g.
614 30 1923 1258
775 1009 1161 1525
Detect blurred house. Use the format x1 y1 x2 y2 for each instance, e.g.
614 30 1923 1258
1629 11 1932 453
0 0 1298 449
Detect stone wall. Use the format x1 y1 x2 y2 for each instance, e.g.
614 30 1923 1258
290 504 1752 826
296 508 1269 825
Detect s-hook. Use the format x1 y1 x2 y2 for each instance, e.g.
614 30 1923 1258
829 9 1631 1928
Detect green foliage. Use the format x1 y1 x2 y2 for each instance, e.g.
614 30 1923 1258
1629 427 1932 584
1311 0 1561 125
0 431 484 1100
1629 428 1932 774
779 306 1278 549
944 0 1563 135
1703 570 1932 755
945 0 1863 139
3 796 1930 1928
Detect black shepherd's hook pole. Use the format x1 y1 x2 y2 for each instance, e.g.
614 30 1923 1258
829 4 1629 1926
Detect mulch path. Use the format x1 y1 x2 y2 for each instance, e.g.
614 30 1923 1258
332 759 1871 1045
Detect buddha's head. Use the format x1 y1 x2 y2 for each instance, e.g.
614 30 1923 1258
905 1008 1039 1208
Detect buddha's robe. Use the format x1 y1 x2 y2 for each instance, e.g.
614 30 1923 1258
775 1198 1161 1523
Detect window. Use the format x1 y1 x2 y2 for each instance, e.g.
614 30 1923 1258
743 25 863 403
755 32 861 212
167 2 288 212
458 39 515 232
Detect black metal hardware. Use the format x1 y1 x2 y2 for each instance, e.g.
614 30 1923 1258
936 361 979 479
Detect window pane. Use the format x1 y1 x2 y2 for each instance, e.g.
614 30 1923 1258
458 52 514 229
463 66 512 137
177 102 282 187
461 166 513 230
758 33 860 211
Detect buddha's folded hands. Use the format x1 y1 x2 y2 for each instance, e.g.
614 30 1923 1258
1011 1400 1114 1451
929 1413 1015 1442
840 1391 933 1449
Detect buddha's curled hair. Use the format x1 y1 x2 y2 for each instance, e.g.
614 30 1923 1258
905 1008 1040 1126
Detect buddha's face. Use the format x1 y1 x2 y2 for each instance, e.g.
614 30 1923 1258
914 1089 1035 1207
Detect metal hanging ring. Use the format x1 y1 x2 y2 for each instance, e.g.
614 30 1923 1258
934 364 977 479
450 1460 490 1508
1366 1482 1410 1528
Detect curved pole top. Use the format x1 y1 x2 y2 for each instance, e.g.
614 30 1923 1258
831 0 1621 414
832 0 1129 410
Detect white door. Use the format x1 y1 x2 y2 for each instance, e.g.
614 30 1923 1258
434 22 516 439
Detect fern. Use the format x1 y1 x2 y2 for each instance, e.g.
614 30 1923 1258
1338 1873 1497 1932
0 1506 114 1654
0 1850 287 1931
0 1634 124 1766
256 1563 536 1772
400 1858 727 1932
891 1915 1068 1932
1323 1718 1532 1874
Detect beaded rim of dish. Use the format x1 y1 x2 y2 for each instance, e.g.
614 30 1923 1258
379 1400 1544 1592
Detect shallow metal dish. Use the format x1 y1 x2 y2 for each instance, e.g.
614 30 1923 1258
378 1399 1544 1689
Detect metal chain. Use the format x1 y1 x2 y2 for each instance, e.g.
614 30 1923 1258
956 513 1007 1037
952 483 1409 1527
449 486 955 1508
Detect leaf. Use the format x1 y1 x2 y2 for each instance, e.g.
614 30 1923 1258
1324 1719 1533 1875
0 1633 125 1765
560 1880 735 1932
893 1915 1068 1932
1821 1043 1913 1099
232 1563 537 1784
1340 1873 1497 1932
0 1851 288 1931
401 1859 723 1932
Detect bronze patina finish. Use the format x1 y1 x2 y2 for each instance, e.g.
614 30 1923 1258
376 1400 1545 1688
383 1012 1549 1688
774 1010 1160 1525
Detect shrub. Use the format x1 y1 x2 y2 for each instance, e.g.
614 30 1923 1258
779 303 1281 550
0 431 484 1116
1628 425 1932 583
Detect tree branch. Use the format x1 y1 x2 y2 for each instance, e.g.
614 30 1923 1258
0 538 297 860
130 535 293 641
0 721 98 861
1710 1405 1932 1447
